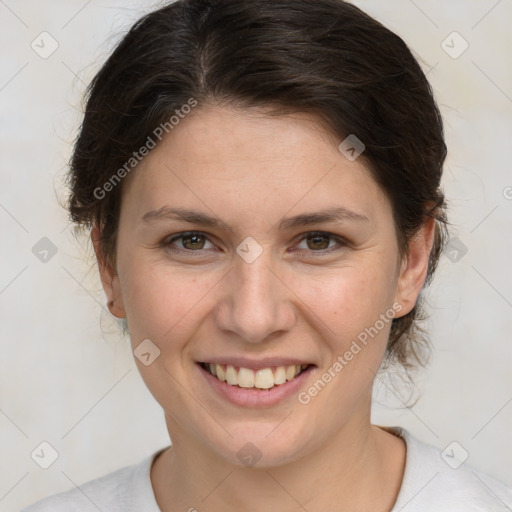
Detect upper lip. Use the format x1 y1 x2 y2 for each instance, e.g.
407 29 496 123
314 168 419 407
197 357 315 370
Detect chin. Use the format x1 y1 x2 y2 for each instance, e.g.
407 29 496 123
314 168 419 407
202 419 316 469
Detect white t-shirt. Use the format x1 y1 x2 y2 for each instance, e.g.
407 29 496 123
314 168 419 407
21 427 512 511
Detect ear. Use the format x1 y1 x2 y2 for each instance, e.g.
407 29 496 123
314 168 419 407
394 217 436 317
91 222 126 318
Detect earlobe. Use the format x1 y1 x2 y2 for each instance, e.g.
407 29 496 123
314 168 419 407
91 222 126 319
394 217 436 318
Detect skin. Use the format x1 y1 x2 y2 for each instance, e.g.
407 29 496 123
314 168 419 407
92 104 435 511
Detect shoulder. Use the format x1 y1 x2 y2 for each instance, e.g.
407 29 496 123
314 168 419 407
20 450 164 512
388 427 512 512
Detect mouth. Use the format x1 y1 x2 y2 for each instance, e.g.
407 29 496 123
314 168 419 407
198 362 313 390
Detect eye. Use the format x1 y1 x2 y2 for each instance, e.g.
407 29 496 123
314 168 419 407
294 231 345 252
163 230 346 255
165 231 215 251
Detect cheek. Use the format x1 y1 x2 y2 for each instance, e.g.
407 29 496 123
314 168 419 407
295 262 398 334
118 241 399 357
291 260 400 395
119 258 220 344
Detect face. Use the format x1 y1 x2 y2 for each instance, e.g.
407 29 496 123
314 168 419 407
94 104 432 468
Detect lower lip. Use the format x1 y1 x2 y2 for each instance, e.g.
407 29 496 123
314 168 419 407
197 364 315 407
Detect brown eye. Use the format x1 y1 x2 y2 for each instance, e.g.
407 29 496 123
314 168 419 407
295 231 345 253
181 233 206 250
306 233 330 250
167 232 213 251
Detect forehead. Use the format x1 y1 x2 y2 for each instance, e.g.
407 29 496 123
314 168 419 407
120 104 389 226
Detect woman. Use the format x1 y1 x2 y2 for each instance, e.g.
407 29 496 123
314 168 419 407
22 0 512 510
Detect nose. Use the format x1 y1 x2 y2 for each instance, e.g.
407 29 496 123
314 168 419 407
214 251 296 344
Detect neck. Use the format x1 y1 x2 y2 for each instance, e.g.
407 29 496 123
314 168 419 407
151 415 406 512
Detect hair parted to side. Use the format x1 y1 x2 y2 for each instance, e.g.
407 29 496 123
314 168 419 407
67 0 448 375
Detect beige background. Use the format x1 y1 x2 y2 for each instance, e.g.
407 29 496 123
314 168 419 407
1 0 511 510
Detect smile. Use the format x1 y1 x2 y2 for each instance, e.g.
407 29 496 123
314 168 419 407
199 362 311 390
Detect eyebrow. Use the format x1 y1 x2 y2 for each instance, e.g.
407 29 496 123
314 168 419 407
141 206 369 231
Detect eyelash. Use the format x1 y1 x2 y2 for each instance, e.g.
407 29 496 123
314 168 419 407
163 230 347 256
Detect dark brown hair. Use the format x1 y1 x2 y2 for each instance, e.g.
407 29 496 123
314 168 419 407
67 0 448 373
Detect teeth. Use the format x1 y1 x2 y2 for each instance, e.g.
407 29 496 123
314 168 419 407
285 365 296 381
238 367 255 388
254 368 274 389
216 364 226 382
226 365 238 385
274 366 287 385
205 363 309 389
